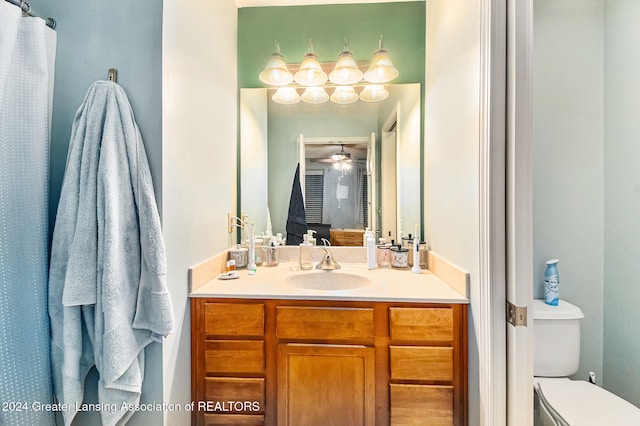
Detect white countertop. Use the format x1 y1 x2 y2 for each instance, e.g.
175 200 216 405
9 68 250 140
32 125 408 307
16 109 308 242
190 261 469 303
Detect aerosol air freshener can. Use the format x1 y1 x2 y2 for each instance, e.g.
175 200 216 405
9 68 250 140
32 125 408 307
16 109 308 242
544 259 560 306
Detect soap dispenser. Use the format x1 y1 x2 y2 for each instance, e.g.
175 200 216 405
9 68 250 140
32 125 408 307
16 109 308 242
299 234 314 270
306 229 317 246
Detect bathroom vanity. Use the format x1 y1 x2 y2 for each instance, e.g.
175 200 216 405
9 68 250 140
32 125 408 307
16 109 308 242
190 258 468 426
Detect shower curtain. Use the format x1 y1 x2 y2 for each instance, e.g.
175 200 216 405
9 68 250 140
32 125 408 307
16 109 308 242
0 3 57 425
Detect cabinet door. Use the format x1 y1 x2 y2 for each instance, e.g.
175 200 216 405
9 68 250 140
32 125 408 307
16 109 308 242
277 344 375 426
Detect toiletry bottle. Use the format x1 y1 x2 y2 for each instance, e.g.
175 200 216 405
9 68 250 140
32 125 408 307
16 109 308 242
265 237 279 267
307 229 317 246
299 234 314 270
411 236 422 274
367 235 377 270
363 228 374 246
247 224 257 272
419 241 429 269
544 259 560 306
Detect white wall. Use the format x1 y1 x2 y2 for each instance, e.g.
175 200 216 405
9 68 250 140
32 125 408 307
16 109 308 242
603 0 640 407
532 0 604 382
162 1 238 424
378 84 422 238
241 89 269 235
425 0 481 423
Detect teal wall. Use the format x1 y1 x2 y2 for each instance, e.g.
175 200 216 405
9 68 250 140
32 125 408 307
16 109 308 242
238 2 426 88
533 0 605 384
34 1 164 425
36 0 163 234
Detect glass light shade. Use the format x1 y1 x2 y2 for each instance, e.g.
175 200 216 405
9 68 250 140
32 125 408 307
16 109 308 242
363 49 399 83
294 52 328 86
330 86 359 104
272 87 300 105
359 84 389 102
301 87 329 104
259 52 294 86
329 51 363 85
333 161 352 171
331 152 346 161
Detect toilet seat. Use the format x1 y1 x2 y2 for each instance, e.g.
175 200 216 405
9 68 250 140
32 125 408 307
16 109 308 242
534 377 640 425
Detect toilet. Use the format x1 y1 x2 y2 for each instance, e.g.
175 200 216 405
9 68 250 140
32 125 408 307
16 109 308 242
533 299 640 425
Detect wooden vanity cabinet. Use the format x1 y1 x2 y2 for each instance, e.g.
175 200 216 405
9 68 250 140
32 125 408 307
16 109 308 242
191 299 467 426
329 228 365 246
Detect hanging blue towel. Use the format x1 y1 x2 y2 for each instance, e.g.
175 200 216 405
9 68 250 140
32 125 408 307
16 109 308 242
286 163 308 245
49 81 175 426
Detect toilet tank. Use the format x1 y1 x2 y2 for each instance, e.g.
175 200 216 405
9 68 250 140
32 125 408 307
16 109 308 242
533 299 584 377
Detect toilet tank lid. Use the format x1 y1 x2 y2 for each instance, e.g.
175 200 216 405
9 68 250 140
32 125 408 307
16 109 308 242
533 299 584 320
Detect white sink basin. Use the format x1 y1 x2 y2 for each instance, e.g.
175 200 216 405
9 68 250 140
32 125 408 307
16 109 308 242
285 271 372 290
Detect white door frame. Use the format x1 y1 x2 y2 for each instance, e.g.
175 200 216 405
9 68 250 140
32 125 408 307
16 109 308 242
479 0 529 425
505 0 534 424
480 0 508 423
479 1 534 425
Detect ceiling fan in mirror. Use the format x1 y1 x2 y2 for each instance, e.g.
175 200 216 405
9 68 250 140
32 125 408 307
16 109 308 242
310 144 365 171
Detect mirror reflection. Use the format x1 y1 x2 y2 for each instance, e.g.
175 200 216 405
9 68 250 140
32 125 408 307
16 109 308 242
240 83 421 246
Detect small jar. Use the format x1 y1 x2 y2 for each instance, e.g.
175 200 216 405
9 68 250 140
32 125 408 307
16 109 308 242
376 244 391 268
264 244 279 267
419 242 429 269
228 244 248 269
226 259 236 272
390 245 409 269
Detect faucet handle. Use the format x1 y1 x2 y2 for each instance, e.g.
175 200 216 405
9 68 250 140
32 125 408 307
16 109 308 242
316 247 341 270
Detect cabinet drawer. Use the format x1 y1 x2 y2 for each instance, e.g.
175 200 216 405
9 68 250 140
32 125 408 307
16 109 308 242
204 378 265 413
203 413 264 425
204 303 264 337
205 340 264 374
390 384 453 426
389 307 454 341
276 306 374 341
390 346 454 382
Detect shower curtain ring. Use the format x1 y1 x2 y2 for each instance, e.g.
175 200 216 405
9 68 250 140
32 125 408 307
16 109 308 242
20 1 32 14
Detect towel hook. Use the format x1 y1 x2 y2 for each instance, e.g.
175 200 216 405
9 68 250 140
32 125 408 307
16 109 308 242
107 68 118 83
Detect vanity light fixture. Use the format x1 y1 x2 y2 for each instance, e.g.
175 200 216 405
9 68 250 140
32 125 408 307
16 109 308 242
329 39 364 85
293 40 328 86
359 84 389 103
330 86 359 104
258 42 294 86
261 37 398 105
272 87 301 104
301 86 329 104
363 36 399 84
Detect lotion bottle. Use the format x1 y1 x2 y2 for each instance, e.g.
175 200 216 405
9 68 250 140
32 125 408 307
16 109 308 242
367 236 377 270
299 234 314 270
247 223 257 273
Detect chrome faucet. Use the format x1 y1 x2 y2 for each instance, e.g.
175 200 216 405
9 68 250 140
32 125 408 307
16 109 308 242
316 247 341 270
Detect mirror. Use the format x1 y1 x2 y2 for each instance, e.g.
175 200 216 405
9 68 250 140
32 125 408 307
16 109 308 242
240 84 421 245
